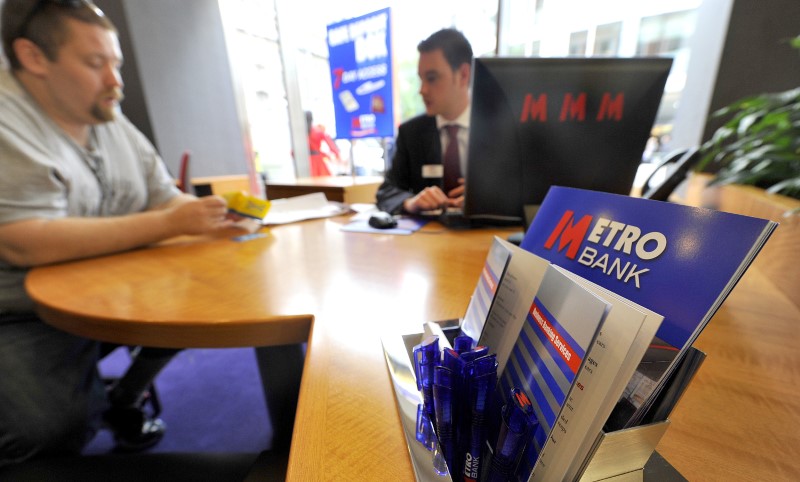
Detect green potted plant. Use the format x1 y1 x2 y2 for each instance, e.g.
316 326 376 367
695 35 800 203
690 36 800 308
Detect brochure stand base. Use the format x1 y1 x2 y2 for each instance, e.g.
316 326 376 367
579 421 670 481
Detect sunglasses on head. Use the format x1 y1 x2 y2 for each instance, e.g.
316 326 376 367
18 0 103 38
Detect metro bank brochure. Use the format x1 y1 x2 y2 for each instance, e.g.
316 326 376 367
460 237 515 342
533 266 663 482
520 186 777 430
497 265 610 480
475 244 664 482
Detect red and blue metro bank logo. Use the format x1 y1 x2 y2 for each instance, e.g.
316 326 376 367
541 209 667 289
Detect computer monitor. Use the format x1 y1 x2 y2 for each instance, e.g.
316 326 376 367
464 57 673 224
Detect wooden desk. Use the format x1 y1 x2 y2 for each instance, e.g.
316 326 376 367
281 222 799 480
26 217 800 480
655 266 800 481
281 220 520 480
189 175 383 205
25 217 516 466
25 227 313 450
26 231 311 348
266 176 382 204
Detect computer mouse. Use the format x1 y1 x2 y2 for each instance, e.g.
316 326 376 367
368 211 398 229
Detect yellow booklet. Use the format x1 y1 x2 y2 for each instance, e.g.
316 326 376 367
223 192 271 220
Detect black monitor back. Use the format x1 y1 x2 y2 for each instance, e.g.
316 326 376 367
464 57 673 223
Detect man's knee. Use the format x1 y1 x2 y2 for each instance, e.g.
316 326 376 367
0 414 87 467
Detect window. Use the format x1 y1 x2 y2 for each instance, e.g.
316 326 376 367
222 0 498 180
594 22 622 57
569 31 588 56
637 10 696 56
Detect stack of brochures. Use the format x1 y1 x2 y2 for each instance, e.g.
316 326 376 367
385 186 777 481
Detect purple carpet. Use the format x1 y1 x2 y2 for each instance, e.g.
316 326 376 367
84 347 272 455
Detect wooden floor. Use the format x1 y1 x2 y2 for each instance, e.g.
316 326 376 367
656 262 800 480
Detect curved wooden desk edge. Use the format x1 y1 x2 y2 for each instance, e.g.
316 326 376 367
24 227 314 349
30 302 313 349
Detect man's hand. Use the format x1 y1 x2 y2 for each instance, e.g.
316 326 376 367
403 178 467 213
165 195 234 235
403 186 450 213
445 178 465 209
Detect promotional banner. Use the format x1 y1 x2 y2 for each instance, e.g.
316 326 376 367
327 8 394 139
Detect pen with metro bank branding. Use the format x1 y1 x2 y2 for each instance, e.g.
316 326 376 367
441 347 465 476
460 345 488 364
433 365 456 474
485 388 537 482
453 334 474 354
453 345 488 476
413 335 440 421
442 347 461 372
415 403 436 450
462 353 497 482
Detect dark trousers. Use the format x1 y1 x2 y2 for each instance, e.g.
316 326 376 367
101 344 180 407
0 313 178 468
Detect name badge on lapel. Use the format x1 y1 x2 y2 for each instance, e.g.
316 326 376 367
422 164 443 179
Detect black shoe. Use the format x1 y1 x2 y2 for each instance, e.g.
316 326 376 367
103 406 167 453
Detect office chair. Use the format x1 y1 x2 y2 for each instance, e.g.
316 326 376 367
176 151 192 194
641 147 701 201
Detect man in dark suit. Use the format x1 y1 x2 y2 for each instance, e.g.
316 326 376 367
376 29 473 214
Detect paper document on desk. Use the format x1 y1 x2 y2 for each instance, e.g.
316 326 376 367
262 192 349 225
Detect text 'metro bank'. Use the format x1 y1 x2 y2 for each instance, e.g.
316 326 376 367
543 210 668 289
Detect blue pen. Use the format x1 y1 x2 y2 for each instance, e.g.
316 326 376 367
442 347 461 372
433 365 456 474
441 347 465 475
415 403 436 451
454 345 489 477
453 334 474 354
413 335 440 421
485 388 537 482
459 345 488 364
461 353 497 482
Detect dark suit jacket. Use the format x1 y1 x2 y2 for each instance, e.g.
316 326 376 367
376 114 443 214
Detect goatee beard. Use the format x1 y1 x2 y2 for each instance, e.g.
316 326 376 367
91 104 115 122
92 89 125 122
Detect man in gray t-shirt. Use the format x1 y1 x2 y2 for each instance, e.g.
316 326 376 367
0 1 239 466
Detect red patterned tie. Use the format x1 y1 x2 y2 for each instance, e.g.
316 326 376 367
443 125 461 194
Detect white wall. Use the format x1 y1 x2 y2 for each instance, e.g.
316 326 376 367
668 0 733 151
121 0 248 177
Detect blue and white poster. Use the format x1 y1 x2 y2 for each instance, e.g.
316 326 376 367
327 8 394 139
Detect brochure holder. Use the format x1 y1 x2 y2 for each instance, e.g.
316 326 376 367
578 421 670 481
382 320 676 482
379 186 775 481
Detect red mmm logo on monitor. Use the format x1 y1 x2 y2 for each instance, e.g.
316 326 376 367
519 92 625 122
